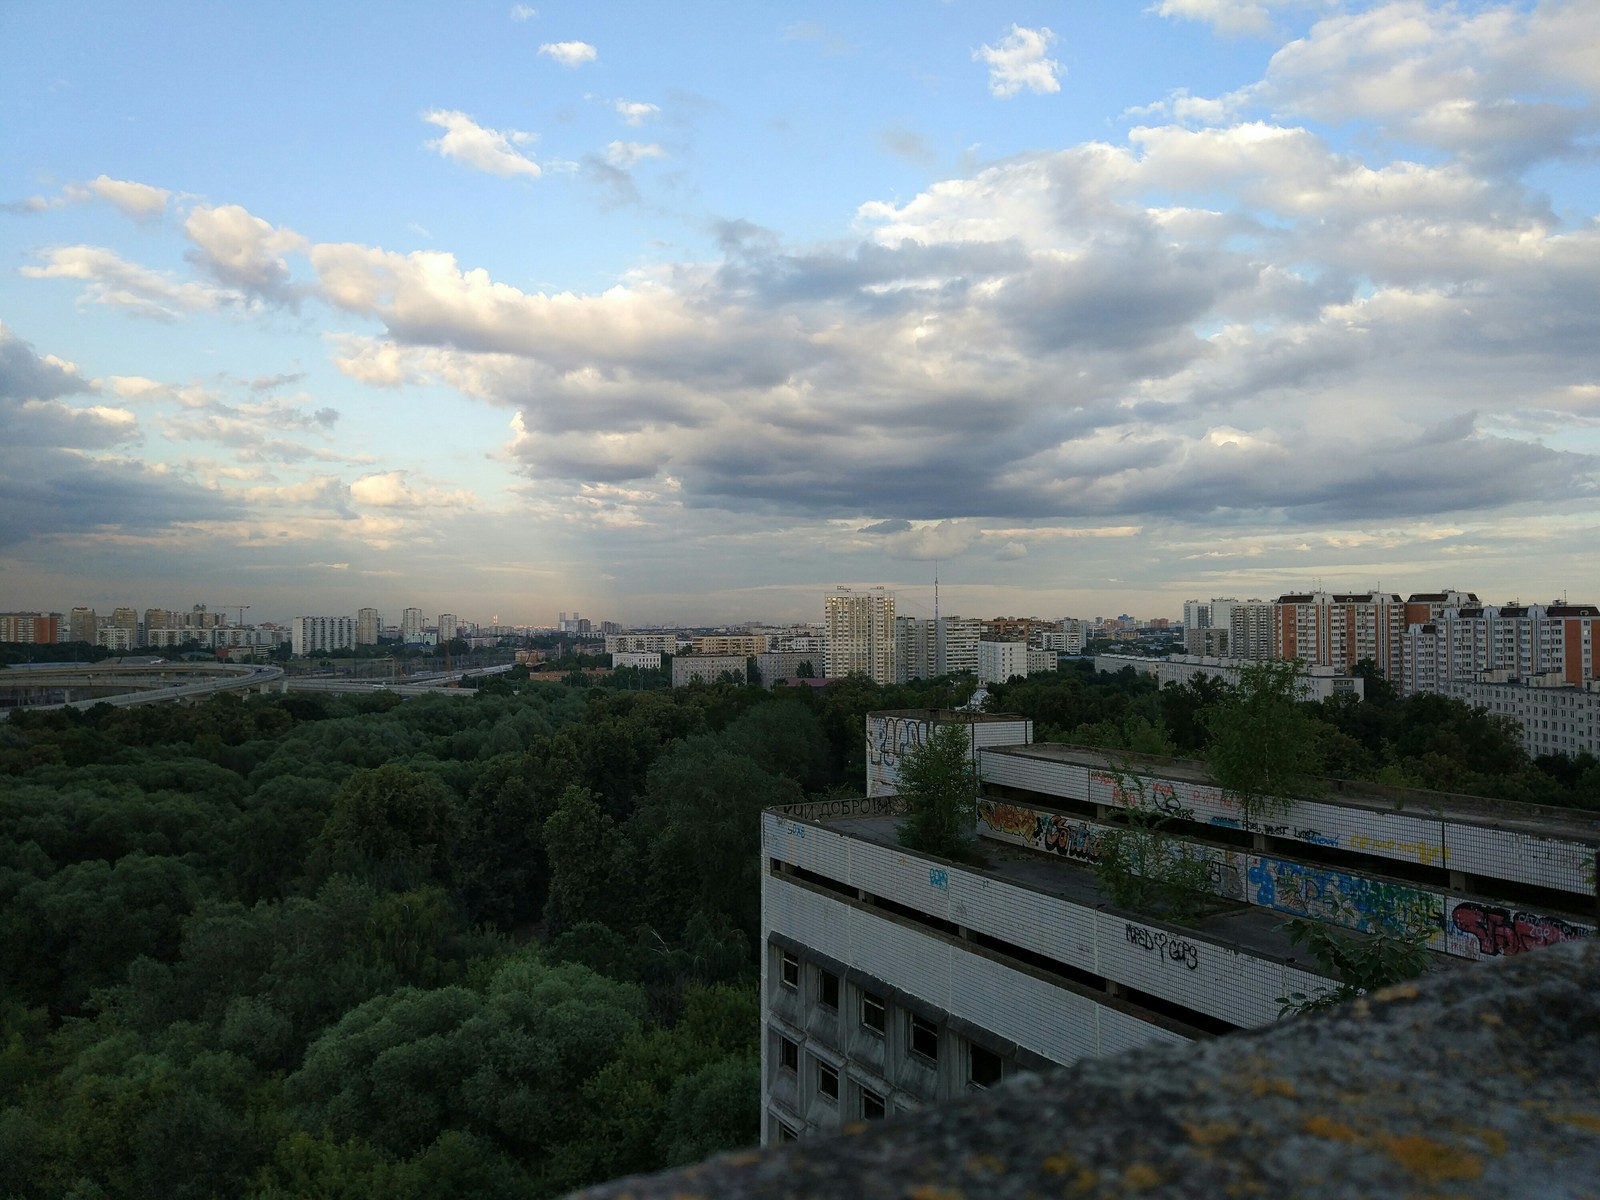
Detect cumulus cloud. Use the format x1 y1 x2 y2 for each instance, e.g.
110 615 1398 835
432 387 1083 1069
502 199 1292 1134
614 99 659 126
1147 0 1314 37
605 140 665 167
974 25 1062 98
423 109 541 178
0 327 234 547
87 175 171 221
185 204 307 306
20 245 232 320
538 40 597 67
350 470 479 509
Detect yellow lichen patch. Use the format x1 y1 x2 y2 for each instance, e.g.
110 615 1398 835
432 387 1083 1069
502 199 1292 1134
1184 1121 1239 1146
721 1151 761 1167
1556 1112 1600 1134
908 1186 963 1200
1302 1115 1361 1142
1369 985 1420 1004
1475 1128 1509 1156
1478 1010 1504 1026
1121 1162 1163 1191
1248 1076 1296 1098
1042 1153 1078 1175
839 1121 867 1136
1376 1134 1484 1182
962 1154 1005 1177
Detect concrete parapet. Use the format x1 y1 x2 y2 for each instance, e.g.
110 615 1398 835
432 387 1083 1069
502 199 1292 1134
569 940 1600 1199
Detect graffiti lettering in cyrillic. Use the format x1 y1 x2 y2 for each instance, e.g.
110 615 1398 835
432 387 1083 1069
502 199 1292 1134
777 795 907 821
1447 901 1593 958
1124 922 1200 970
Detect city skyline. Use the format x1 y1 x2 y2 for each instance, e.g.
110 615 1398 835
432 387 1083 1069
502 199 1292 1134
3 2 1598 625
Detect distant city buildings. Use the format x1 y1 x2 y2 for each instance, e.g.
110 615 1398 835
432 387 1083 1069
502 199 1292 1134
356 608 382 645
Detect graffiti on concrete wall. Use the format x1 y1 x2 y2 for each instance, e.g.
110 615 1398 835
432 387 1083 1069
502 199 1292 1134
1446 900 1595 959
978 799 1248 901
1124 922 1200 970
1246 855 1444 939
866 716 931 795
977 800 1105 864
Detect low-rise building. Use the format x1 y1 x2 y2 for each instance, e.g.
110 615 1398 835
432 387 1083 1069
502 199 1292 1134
1094 653 1363 701
672 654 749 687
613 650 662 670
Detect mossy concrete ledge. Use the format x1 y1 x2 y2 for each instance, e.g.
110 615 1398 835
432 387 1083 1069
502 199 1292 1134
570 940 1600 1200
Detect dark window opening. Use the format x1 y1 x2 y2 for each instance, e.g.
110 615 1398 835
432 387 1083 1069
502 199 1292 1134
861 1087 886 1120
969 1043 1003 1088
819 968 840 1009
909 1013 939 1062
818 1060 839 1100
860 991 886 1034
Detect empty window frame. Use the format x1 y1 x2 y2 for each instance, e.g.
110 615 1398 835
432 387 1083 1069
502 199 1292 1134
777 1121 798 1143
818 968 840 1010
817 1060 839 1101
779 1035 799 1073
969 1043 1003 1088
909 1013 939 1062
860 990 886 1034
860 1086 886 1120
780 950 800 989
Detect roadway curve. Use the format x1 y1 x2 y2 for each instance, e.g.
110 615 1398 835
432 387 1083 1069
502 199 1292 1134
0 661 285 718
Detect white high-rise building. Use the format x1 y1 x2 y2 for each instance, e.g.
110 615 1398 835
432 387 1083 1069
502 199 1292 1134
401 607 425 642
438 613 459 641
824 587 896 684
357 607 382 645
291 616 357 656
937 617 984 677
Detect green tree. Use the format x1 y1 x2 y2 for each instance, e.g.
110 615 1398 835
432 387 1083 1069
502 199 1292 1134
1277 917 1432 1015
895 723 979 860
1202 658 1322 826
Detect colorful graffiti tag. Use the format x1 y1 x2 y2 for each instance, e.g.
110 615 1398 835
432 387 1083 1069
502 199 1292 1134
977 800 1104 864
1447 901 1594 958
1246 855 1443 938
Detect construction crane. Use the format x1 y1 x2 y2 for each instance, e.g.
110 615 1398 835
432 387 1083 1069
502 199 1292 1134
225 604 251 626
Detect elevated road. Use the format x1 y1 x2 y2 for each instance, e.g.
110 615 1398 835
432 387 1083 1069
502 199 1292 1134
0 661 284 718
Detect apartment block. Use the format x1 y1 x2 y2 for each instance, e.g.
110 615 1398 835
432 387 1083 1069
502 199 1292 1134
290 615 357 656
356 607 382 645
1273 591 1405 683
692 634 768 657
0 612 62 643
605 633 681 655
824 588 896 685
976 640 1028 685
612 650 662 670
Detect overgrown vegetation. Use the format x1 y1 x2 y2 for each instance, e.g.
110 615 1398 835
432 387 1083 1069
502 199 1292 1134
1276 917 1434 1015
895 723 980 861
1093 777 1217 920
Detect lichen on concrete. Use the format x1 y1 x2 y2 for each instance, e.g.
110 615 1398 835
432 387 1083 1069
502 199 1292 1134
567 940 1600 1199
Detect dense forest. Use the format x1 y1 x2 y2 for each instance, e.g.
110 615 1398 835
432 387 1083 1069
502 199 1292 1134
2 659 1596 1199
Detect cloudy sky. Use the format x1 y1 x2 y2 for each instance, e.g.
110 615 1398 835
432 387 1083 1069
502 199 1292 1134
3 1 1598 627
